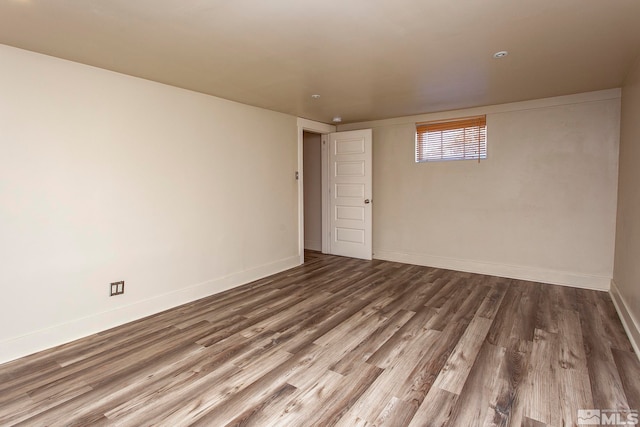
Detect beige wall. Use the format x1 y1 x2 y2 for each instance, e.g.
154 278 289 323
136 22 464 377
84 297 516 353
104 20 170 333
303 132 322 251
340 90 620 289
612 56 640 352
0 45 299 363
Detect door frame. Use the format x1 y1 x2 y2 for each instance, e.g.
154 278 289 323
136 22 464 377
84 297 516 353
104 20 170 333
297 118 336 265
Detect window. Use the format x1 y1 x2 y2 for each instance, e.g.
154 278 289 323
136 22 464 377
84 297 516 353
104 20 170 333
415 115 487 162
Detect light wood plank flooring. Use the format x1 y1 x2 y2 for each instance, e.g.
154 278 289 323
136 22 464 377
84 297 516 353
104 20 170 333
1 252 639 426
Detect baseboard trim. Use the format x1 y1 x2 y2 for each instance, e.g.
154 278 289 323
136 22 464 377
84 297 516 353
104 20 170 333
0 255 301 365
304 239 322 252
609 279 640 361
373 250 611 291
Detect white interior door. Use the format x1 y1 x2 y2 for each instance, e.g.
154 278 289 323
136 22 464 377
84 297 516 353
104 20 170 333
328 129 373 260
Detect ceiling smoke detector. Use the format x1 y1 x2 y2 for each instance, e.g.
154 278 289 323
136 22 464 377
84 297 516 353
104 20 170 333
311 94 320 99
332 116 342 123
493 51 509 59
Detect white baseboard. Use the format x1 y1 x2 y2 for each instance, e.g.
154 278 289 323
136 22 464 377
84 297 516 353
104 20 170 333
610 279 640 361
0 255 301 365
304 239 322 251
373 250 611 291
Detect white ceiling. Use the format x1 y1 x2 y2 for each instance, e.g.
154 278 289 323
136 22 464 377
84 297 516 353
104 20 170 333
1 0 639 124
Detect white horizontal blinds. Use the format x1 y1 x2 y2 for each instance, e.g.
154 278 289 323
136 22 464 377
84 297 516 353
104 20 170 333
416 115 487 162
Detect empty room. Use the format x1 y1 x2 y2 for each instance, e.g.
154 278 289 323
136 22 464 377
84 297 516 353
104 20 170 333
1 1 640 426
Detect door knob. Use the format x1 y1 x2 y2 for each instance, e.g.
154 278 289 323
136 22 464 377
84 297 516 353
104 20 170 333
364 199 371 204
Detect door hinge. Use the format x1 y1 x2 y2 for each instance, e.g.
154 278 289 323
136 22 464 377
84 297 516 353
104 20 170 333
295 171 299 180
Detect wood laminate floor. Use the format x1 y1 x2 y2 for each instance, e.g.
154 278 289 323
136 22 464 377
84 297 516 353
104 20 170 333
1 252 639 426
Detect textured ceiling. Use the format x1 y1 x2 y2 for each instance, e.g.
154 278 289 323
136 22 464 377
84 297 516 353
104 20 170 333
1 0 639 124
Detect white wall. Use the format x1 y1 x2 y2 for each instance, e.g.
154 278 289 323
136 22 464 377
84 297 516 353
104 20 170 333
340 90 621 290
611 56 640 355
0 45 300 363
303 132 322 251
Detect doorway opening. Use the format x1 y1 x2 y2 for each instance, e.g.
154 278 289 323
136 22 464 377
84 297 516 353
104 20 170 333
297 119 373 263
302 131 323 253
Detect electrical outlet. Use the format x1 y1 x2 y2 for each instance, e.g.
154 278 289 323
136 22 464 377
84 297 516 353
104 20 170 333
110 281 124 296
